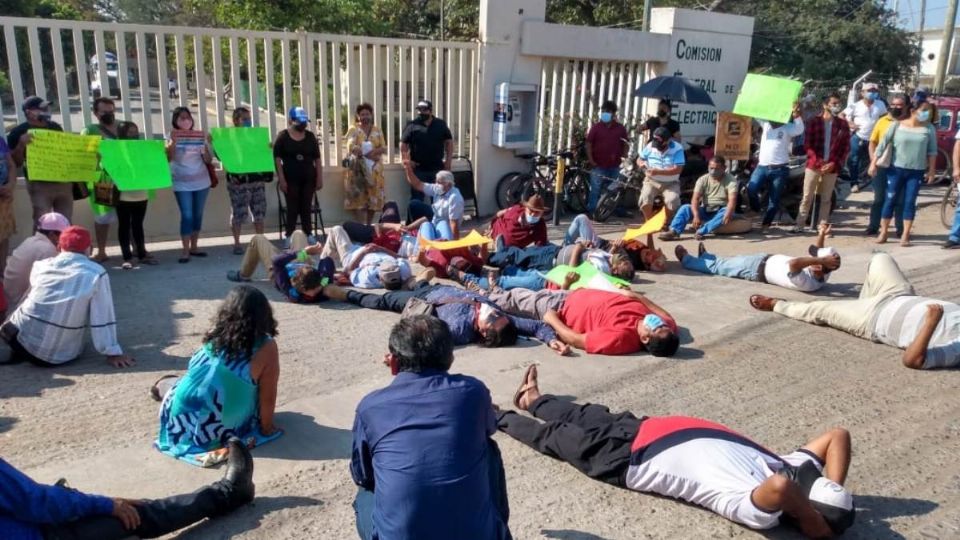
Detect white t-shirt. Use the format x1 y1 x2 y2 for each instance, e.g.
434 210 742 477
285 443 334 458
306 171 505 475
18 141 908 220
844 99 887 139
350 253 411 289
626 416 822 530
762 254 827 292
873 296 960 367
757 119 804 166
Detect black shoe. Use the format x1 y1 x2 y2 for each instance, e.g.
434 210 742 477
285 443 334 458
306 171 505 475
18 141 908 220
944 240 960 250
864 228 879 236
697 241 706 258
223 438 255 507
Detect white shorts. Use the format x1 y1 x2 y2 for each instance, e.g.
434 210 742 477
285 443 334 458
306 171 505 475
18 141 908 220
94 209 117 225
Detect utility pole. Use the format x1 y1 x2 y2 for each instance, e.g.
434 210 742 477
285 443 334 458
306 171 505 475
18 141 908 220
916 0 926 87
934 0 959 93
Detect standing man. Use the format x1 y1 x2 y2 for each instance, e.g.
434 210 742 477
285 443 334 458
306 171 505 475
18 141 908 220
7 96 74 223
82 97 121 262
867 94 909 236
585 101 629 213
844 82 886 192
795 93 851 232
747 106 804 233
637 127 686 224
946 126 960 249
637 99 682 142
400 100 453 203
225 107 269 254
659 155 738 241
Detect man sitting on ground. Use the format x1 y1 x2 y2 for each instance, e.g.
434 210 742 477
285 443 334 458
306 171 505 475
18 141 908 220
3 212 69 308
675 222 840 293
319 225 412 289
322 279 570 353
499 365 855 538
750 252 959 369
0 226 134 368
659 155 738 241
226 230 335 303
489 194 549 249
0 438 255 540
403 167 464 241
351 315 512 540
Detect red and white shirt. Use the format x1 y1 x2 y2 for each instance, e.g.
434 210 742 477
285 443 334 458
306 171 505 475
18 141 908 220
626 416 823 529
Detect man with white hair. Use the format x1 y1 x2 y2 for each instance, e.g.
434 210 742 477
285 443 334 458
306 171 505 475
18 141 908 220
402 164 465 240
675 222 840 293
844 82 886 191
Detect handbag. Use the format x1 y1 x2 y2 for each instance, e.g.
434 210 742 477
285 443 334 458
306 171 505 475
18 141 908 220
71 182 89 201
93 174 120 207
875 121 899 168
401 297 438 319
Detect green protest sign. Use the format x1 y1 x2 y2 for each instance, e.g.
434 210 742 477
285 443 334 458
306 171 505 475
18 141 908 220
210 127 274 174
544 261 630 290
732 74 803 123
98 139 173 190
26 129 101 182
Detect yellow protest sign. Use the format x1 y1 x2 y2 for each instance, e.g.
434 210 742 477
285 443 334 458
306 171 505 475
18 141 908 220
715 112 752 161
26 129 101 183
419 229 492 251
623 208 667 241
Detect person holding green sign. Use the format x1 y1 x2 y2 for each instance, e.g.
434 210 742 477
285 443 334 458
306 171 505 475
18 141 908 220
114 121 157 269
225 107 269 255
746 106 804 232
82 97 120 263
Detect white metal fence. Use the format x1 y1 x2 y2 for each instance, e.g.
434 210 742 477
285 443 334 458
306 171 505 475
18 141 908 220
0 16 479 166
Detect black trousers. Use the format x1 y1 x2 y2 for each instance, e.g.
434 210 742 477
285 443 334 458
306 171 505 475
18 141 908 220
497 395 643 487
42 482 233 540
0 321 59 367
115 200 148 261
345 282 441 313
285 177 316 237
341 221 376 244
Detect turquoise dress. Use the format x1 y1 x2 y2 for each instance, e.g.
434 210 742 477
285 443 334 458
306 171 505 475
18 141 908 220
155 337 281 466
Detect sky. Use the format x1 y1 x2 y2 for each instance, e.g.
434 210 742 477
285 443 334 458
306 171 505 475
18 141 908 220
888 0 952 31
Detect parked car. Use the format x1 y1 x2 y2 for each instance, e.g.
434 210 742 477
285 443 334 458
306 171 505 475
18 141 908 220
930 95 959 183
89 52 136 98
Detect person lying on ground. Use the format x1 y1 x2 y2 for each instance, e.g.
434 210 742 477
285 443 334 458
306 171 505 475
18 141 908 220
622 234 667 272
0 438 255 540
226 229 335 303
322 277 570 354
542 288 680 356
319 225 412 290
340 216 424 259
478 272 641 320
403 166 464 240
0 226 134 368
498 365 855 538
351 315 512 540
154 286 283 467
488 194 549 249
3 212 69 309
675 222 840 293
750 252 959 370
659 155 739 241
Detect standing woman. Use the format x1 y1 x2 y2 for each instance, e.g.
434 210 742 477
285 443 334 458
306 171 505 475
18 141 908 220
343 103 385 225
115 121 158 269
870 101 938 246
274 106 323 246
166 107 212 263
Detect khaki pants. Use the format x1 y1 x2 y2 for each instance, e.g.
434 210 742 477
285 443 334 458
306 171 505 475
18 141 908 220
239 230 308 278
774 252 914 339
28 181 74 225
319 225 356 268
797 169 837 226
639 179 680 210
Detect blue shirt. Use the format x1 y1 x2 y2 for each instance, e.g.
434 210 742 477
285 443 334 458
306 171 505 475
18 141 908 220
350 370 511 540
640 140 686 183
0 457 114 539
422 286 557 345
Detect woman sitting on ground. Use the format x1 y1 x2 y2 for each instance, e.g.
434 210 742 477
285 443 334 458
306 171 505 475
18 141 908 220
154 285 282 466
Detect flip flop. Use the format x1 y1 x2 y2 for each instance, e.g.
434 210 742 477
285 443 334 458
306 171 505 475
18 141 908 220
749 295 778 311
512 365 539 410
178 256 190 264
232 246 244 255
189 251 208 257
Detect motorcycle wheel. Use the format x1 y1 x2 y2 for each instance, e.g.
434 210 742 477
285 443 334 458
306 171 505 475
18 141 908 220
564 170 590 214
495 172 525 210
592 190 621 222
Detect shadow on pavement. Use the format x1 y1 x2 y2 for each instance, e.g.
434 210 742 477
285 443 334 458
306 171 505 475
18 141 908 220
252 411 351 462
541 530 612 540
759 495 938 540
0 416 17 433
172 495 324 539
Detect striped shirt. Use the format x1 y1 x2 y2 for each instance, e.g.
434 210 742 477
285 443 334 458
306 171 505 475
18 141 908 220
639 140 686 183
872 296 960 367
8 252 123 363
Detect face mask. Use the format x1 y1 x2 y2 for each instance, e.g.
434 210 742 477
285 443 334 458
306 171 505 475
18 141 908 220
99 112 115 125
478 302 498 324
917 110 931 123
176 118 193 130
643 314 666 331
525 213 541 224
828 105 843 115
866 92 879 101
418 112 430 122
241 119 252 127
889 107 903 119
35 112 51 122
654 139 668 151
708 168 724 178
657 109 668 118
360 116 372 126
600 112 612 123
292 122 307 131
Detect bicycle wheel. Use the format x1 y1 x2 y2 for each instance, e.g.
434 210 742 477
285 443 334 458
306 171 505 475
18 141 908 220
941 182 958 230
564 170 591 214
495 172 525 210
592 190 622 222
935 148 953 185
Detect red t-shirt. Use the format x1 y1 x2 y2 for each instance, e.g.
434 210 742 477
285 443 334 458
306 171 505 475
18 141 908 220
586 121 629 168
489 205 547 248
372 230 402 253
558 289 678 355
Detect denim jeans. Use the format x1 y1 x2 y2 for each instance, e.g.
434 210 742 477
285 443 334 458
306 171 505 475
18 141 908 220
883 167 924 221
463 266 545 291
173 188 210 237
680 252 767 281
487 244 560 272
419 220 454 241
670 205 728 235
950 192 960 242
747 165 789 226
588 167 620 212
846 133 868 185
564 214 600 245
868 166 903 234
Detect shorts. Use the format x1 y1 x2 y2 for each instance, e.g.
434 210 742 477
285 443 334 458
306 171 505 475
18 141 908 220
228 181 267 226
639 180 680 210
94 209 117 225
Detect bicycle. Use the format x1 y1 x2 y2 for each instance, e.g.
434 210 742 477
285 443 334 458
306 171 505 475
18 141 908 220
941 180 958 230
494 150 591 217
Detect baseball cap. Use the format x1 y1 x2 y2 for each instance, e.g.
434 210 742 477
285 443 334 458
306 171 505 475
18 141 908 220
37 212 70 233
378 263 403 289
22 96 52 112
288 106 309 123
416 99 433 111
58 225 92 253
781 461 855 534
862 82 879 91
652 127 672 144
913 85 931 104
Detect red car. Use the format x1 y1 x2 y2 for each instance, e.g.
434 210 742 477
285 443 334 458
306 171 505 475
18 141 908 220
930 95 959 182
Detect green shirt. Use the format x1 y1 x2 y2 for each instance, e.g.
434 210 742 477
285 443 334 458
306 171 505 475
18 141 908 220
693 172 737 210
877 123 937 171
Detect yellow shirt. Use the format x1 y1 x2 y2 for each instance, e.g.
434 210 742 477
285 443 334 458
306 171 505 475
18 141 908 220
869 114 895 145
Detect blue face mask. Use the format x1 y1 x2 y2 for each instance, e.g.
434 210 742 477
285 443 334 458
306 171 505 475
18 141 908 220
525 213 541 224
917 110 931 123
241 119 252 127
643 314 666 331
866 92 879 101
600 112 612 123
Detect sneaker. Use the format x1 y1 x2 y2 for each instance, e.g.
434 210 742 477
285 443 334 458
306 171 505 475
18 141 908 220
850 184 860 194
658 230 680 241
943 240 960 250
226 270 250 283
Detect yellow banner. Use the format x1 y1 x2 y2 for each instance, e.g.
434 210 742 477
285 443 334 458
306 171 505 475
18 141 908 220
623 208 667 240
26 129 101 183
419 229 492 251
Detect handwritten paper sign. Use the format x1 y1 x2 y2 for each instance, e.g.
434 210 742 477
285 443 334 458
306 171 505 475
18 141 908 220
715 112 752 161
99 139 173 190
210 127 275 174
26 129 101 182
732 74 802 124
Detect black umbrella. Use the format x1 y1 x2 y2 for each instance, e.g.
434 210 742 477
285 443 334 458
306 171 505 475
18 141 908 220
632 75 715 106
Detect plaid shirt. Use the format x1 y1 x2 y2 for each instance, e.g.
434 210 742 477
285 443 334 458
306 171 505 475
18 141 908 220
804 114 851 170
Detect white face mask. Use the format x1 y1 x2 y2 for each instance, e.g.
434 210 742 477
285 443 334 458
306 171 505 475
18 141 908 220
478 302 497 322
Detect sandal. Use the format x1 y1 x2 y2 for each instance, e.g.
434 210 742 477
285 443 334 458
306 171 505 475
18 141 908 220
189 251 208 257
178 256 190 264
226 270 250 283
121 261 134 270
92 253 109 263
232 245 244 255
749 295 779 312
512 365 539 410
